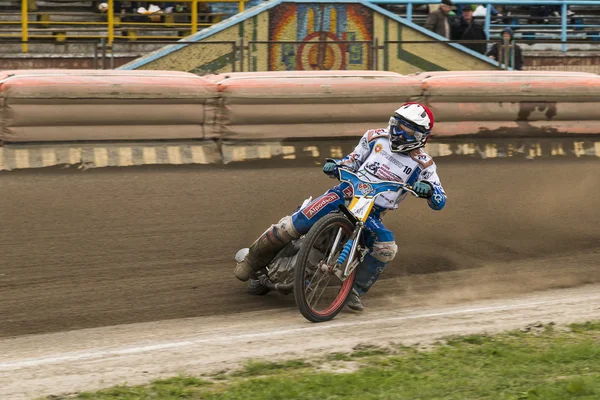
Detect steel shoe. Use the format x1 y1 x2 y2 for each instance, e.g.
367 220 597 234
234 259 254 282
346 289 364 312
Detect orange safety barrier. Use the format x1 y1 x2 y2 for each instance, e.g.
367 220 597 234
206 70 422 139
2 69 600 144
412 71 600 137
0 69 219 142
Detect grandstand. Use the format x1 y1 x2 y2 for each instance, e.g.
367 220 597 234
1 0 600 70
380 2 600 51
0 0 253 52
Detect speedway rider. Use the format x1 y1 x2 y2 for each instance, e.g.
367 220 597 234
234 103 447 311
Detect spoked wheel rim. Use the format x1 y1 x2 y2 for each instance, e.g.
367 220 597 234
300 221 355 317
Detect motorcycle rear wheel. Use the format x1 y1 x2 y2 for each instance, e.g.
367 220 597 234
293 213 356 323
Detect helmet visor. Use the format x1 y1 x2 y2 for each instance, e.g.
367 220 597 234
389 117 424 142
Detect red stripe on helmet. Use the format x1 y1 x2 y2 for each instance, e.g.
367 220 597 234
400 102 434 132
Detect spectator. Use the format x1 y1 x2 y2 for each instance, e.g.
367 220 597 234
451 7 487 54
455 4 502 20
159 2 180 13
529 5 573 24
425 1 453 39
472 4 502 18
486 27 523 70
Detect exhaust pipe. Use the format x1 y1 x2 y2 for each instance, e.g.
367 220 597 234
259 275 294 294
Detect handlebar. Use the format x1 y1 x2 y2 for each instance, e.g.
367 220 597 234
328 160 422 198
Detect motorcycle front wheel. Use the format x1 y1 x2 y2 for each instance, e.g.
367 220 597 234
293 213 356 323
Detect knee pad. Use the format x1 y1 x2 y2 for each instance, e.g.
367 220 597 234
266 215 300 245
371 241 397 262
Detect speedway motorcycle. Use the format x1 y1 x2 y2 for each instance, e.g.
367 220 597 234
235 165 419 323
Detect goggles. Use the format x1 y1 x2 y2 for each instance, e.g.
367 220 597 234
388 116 425 142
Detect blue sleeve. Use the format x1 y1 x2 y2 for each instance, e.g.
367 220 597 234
428 185 447 211
420 164 446 211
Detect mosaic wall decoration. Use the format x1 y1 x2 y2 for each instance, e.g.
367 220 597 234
131 1 496 74
268 3 373 70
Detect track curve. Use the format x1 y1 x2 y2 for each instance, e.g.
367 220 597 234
0 155 599 338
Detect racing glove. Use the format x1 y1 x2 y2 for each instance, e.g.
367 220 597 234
322 161 339 179
413 181 434 199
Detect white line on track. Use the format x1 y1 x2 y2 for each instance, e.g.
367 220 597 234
1 295 598 371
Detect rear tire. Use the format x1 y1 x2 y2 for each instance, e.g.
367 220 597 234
294 214 356 323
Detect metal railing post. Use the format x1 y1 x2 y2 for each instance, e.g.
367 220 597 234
21 0 28 53
372 37 378 70
101 38 107 69
406 3 412 22
561 2 568 52
192 0 198 33
108 0 114 47
232 40 237 72
94 41 99 69
502 38 509 69
239 0 244 13
510 41 515 69
247 41 252 71
238 38 244 72
484 3 492 41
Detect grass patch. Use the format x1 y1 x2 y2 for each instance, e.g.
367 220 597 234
325 352 352 362
349 344 391 358
570 321 600 333
445 333 495 346
56 321 600 400
69 376 211 400
230 359 308 377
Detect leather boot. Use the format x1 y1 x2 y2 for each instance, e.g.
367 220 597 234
234 216 299 281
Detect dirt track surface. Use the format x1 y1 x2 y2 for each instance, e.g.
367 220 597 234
1 158 600 338
0 155 599 398
1 284 599 400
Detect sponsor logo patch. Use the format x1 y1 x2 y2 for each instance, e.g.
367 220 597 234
302 192 340 219
367 129 388 142
374 143 383 153
410 149 434 168
343 185 354 198
357 182 373 195
364 161 403 182
379 148 408 170
365 161 381 174
360 137 369 150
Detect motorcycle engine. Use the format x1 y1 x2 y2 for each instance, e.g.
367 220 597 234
267 238 323 284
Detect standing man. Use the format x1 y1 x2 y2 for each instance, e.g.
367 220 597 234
425 0 454 39
451 7 487 54
486 27 523 70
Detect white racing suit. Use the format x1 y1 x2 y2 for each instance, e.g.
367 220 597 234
244 128 447 295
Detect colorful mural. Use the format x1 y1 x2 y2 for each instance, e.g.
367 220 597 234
268 4 373 71
125 1 497 74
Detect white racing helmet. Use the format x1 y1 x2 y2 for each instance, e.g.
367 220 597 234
388 103 434 153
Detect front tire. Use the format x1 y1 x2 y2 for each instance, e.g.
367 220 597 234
293 214 356 323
